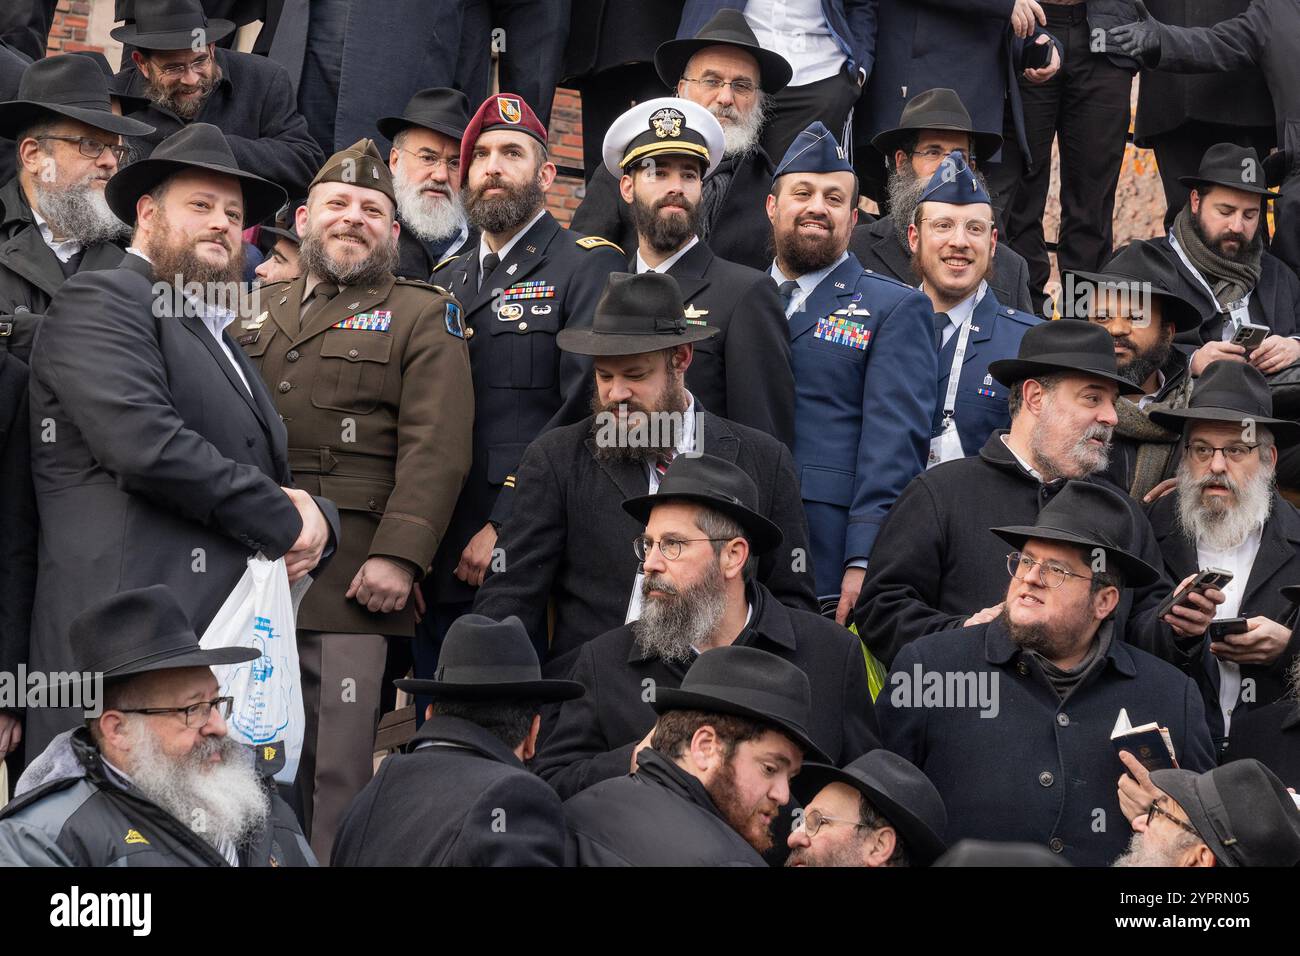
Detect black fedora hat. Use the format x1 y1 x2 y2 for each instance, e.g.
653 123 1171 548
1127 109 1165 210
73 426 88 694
556 271 718 356
394 615 584 702
652 645 829 762
987 319 1131 391
871 88 1002 163
654 9 793 94
111 0 235 50
1149 360 1300 444
991 480 1162 586
933 839 1072 867
105 121 287 225
793 750 949 865
1179 142 1278 198
0 54 156 139
1064 240 1203 334
1151 759 1300 867
377 86 470 144
622 453 783 555
55 585 258 698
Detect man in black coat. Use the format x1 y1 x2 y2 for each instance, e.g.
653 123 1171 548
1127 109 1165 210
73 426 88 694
850 89 1034 314
854 321 1221 669
571 11 789 272
473 271 815 664
24 123 338 759
332 615 580 867
1225 616 1299 788
0 37 29 188
110 0 324 199
564 644 827 866
878 481 1216 866
534 454 877 800
0 348 32 763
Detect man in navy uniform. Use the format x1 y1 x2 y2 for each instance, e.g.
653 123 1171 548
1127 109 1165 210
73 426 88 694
767 121 938 623
423 93 624 680
602 96 794 446
910 151 1041 468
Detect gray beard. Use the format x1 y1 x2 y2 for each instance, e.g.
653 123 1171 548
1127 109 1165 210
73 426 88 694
1175 457 1275 551
1028 417 1113 481
395 169 466 243
710 95 768 159
121 722 270 850
886 168 926 254
298 226 398 288
34 177 128 245
1113 828 1202 867
631 560 728 664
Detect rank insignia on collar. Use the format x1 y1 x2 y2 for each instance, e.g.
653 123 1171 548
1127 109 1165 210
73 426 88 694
525 244 537 254
242 310 268 330
684 304 709 319
507 263 518 275
834 281 845 289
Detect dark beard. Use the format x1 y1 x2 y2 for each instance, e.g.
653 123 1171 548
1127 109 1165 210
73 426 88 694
298 225 398 288
464 174 545 234
707 755 774 854
146 215 244 302
1191 207 1263 264
777 214 842 275
1115 333 1173 389
587 369 688 464
886 167 926 254
145 61 221 120
631 190 700 254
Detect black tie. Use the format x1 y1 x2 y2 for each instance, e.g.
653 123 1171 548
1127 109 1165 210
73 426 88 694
933 311 950 348
778 279 799 313
479 252 500 292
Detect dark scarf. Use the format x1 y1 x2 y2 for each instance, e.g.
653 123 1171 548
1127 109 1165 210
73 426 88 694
1024 621 1115 702
1172 203 1262 310
1113 372 1194 499
698 153 739 240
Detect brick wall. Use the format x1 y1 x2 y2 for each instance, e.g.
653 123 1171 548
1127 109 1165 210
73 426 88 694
545 87 584 227
46 0 102 56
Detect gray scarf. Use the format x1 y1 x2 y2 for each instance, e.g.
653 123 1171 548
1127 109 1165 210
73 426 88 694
1172 203 1261 310
698 154 738 240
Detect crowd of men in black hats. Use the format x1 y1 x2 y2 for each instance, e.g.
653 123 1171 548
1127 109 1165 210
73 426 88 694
0 0 1298 869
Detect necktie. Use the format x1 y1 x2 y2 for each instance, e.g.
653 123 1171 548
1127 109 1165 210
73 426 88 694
479 252 500 292
654 453 674 482
299 282 338 332
933 310 951 348
778 279 800 314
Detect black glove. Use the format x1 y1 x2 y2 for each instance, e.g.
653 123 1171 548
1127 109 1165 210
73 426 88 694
1106 0 1161 61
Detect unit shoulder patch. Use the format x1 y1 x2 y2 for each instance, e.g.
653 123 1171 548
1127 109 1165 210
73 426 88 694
575 235 624 255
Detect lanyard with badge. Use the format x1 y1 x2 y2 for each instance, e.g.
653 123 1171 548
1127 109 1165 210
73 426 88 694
927 312 975 468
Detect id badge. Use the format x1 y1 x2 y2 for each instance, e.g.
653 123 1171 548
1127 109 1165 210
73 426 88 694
927 419 965 469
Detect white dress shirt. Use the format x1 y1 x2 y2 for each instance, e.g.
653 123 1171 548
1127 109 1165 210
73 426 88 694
1197 527 1263 736
936 280 988 348
635 235 699 274
770 251 849 319
32 206 83 263
744 0 846 86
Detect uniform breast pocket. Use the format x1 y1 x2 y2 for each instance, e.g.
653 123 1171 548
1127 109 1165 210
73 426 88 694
311 330 392 414
487 308 559 389
808 318 871 366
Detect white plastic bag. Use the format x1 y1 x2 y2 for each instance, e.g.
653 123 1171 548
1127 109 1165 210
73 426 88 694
200 555 310 785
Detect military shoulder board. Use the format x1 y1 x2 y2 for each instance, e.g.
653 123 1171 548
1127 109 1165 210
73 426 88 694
576 236 624 255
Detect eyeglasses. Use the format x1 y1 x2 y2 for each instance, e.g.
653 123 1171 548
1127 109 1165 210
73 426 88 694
797 808 871 838
633 535 734 562
1146 798 1201 838
400 148 460 173
680 75 757 98
920 217 994 239
35 134 129 164
1006 551 1093 589
119 696 234 728
1185 441 1259 464
155 52 212 79
911 147 971 162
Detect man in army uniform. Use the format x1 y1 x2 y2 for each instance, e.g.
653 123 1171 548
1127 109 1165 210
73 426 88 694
422 92 623 674
237 138 474 862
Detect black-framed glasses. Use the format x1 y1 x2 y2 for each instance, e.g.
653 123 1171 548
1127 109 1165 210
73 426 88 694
35 134 129 164
680 75 757 97
798 808 871 838
155 52 213 79
911 146 971 163
633 535 734 562
1006 551 1093 589
1185 440 1259 464
119 696 233 728
399 148 460 173
1147 798 1201 838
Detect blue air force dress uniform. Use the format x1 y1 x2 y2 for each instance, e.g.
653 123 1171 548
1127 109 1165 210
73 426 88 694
921 153 1041 468
772 124 939 600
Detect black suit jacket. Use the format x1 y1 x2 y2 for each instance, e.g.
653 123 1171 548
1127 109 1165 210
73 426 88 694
394 220 477 283
1225 698 1300 788
25 253 339 756
331 715 566 866
473 408 817 661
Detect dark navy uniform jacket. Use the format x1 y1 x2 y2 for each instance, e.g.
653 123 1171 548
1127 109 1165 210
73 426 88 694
787 254 937 598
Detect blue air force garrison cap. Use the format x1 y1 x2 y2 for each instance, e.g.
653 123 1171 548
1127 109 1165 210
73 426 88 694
772 121 854 182
918 150 992 206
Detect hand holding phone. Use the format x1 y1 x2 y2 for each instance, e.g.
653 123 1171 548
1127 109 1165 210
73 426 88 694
1157 567 1233 620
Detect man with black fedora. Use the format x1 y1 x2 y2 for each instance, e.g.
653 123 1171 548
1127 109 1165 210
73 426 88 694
856 319 1222 668
533 452 874 808
25 122 340 761
597 96 794 444
879 480 1216 866
563 644 827 866
1065 239 1204 499
1145 360 1300 749
475 271 815 670
0 585 314 866
251 208 300 286
850 88 1034 314
572 9 791 271
1114 758 1300 866
331 614 581 867
786 749 948 867
110 0 324 199
380 87 477 279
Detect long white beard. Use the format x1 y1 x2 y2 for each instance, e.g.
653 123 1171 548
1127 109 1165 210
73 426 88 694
34 175 129 246
394 168 466 243
1175 458 1274 552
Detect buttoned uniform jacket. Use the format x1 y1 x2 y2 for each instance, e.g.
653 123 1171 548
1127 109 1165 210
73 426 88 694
472 408 817 662
930 288 1042 458
331 715 566 867
878 618 1216 866
25 253 340 757
853 431 1185 670
641 240 796 447
429 212 624 604
849 213 1036 314
787 253 938 598
111 47 324 198
238 273 473 636
533 580 880 799
1147 491 1300 742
